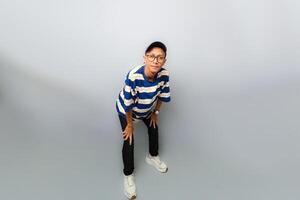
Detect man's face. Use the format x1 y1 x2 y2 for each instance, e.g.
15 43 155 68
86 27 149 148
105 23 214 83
143 47 166 74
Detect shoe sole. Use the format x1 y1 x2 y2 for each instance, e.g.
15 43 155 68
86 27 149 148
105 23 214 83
124 190 136 200
129 195 136 200
124 192 136 200
145 157 168 173
163 167 168 173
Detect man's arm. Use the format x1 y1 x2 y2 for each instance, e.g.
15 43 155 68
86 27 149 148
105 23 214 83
125 110 133 127
147 99 163 129
123 110 134 145
154 99 162 112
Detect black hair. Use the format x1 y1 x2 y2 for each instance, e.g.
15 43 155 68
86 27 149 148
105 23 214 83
145 41 167 57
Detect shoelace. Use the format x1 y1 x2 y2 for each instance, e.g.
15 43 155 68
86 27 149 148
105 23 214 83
127 176 134 186
152 156 162 165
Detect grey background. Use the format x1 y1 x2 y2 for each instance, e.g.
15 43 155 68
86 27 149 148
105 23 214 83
1 0 300 199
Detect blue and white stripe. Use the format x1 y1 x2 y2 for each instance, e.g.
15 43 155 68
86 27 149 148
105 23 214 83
116 65 171 119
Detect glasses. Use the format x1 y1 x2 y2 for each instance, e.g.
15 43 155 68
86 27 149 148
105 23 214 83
146 54 165 63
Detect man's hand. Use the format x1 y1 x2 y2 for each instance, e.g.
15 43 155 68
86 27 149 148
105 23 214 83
123 123 134 145
147 112 158 129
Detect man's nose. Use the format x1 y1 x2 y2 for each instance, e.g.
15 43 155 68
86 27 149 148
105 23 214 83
153 57 159 63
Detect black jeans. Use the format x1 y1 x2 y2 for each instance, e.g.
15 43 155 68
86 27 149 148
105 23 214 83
119 114 159 176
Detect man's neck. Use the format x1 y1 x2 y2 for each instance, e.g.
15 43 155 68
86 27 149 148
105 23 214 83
144 66 155 81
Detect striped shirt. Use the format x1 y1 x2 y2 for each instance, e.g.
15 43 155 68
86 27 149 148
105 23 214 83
116 65 171 120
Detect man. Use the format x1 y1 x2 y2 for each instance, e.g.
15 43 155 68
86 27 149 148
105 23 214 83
116 41 171 199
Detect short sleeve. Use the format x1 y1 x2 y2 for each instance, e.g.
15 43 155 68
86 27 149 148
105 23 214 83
158 73 171 102
121 73 137 112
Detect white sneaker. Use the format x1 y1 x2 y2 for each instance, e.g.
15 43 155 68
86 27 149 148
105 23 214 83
123 174 137 199
145 154 168 173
